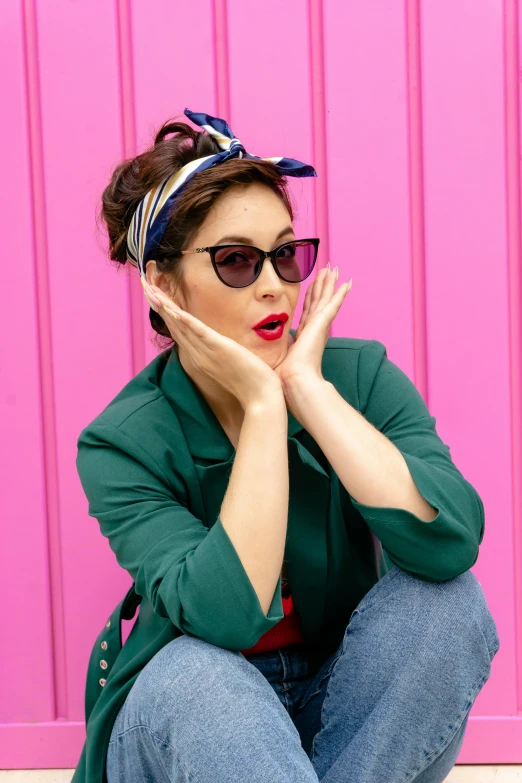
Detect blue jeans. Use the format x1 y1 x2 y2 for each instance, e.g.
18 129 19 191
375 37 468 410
106 566 499 782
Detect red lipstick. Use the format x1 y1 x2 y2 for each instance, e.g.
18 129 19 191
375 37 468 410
252 312 289 341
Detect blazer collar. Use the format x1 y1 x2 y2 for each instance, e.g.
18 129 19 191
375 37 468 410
160 331 305 462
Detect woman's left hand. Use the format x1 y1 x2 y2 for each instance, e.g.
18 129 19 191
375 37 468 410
274 265 352 388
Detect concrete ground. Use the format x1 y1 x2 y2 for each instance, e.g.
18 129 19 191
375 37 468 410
0 768 521 781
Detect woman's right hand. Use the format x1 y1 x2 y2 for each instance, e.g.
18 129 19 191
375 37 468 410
146 284 284 410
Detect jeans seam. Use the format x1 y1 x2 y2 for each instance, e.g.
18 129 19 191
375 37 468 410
278 648 288 682
310 647 348 766
109 723 194 781
296 648 343 711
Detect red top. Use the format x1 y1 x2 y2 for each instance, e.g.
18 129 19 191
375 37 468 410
240 581 305 655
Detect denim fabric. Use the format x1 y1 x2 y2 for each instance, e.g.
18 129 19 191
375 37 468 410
106 566 499 782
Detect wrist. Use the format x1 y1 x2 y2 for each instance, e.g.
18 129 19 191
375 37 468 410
244 387 286 416
282 372 327 397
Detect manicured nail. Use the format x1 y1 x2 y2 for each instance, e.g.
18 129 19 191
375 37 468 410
326 261 330 271
164 306 179 320
347 278 352 290
141 278 161 306
335 266 339 281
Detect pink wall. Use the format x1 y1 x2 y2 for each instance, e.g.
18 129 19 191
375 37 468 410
2 0 521 769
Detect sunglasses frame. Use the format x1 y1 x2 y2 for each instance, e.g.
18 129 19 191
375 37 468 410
179 237 320 288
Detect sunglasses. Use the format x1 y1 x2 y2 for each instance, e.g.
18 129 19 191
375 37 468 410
179 238 320 288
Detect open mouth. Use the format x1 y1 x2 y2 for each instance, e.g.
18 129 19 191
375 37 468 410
258 321 281 330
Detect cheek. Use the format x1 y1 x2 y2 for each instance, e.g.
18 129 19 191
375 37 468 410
198 295 243 336
289 290 300 317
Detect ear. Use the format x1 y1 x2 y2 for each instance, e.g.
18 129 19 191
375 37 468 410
147 263 178 301
145 260 160 288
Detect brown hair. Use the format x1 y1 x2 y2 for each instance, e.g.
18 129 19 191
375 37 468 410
97 113 296 352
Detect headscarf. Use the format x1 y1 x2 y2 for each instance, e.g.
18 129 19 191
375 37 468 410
126 108 317 280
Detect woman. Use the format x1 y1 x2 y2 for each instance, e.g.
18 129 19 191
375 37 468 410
72 109 499 783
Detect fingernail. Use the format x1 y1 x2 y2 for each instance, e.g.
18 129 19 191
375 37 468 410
164 306 179 320
347 277 352 289
147 291 162 307
335 266 339 281
141 277 162 306
326 262 330 271
145 291 161 307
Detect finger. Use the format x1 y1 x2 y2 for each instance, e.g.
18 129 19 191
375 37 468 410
155 294 223 354
160 304 190 345
296 267 329 337
295 279 352 341
315 266 338 311
326 280 352 318
144 294 159 312
300 271 318 324
145 286 194 345
308 266 330 314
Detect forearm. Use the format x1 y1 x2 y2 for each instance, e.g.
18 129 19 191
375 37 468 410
220 393 289 615
285 376 437 521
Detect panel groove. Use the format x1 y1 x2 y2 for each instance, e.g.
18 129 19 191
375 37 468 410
20 0 68 719
213 0 231 118
115 0 144 375
504 0 522 713
405 0 429 402
309 0 331 269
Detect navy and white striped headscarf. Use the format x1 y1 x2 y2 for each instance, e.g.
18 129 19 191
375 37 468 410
126 108 317 280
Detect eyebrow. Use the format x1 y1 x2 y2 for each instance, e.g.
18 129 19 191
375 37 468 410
214 226 295 246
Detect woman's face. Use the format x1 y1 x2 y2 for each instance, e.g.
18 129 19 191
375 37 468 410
153 182 300 368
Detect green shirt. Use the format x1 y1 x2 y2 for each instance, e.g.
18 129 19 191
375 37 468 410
71 331 484 783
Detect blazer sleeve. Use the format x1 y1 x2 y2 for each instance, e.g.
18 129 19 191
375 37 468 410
76 421 284 651
347 340 485 582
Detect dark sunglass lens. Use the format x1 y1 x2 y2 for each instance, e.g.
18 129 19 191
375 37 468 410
214 246 259 286
275 242 316 282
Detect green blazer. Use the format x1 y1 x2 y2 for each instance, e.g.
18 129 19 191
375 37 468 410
71 330 484 783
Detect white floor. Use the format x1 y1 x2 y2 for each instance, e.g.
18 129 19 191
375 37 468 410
1 768 521 781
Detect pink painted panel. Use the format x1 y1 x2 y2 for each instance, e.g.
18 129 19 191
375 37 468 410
322 0 516 761
131 0 217 368
1 0 520 768
0 0 55 725
34 0 133 723
419 0 514 721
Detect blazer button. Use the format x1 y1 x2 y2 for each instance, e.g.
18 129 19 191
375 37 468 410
100 660 108 670
99 678 107 687
101 641 108 650
105 620 111 629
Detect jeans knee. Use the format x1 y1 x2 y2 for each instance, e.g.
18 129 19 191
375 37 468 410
412 568 499 663
147 634 243 689
350 566 499 668
447 569 500 661
119 635 243 730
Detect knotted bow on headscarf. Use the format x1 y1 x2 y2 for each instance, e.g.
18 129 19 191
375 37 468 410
126 108 318 279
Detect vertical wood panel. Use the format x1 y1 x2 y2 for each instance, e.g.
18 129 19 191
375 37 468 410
511 0 522 715
323 0 415 362
131 0 217 367
0 0 55 725
35 0 133 721
420 0 514 722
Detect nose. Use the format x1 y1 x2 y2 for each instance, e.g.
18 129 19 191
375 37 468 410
257 254 283 286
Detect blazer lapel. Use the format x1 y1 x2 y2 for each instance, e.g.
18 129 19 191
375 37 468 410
160 343 330 650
